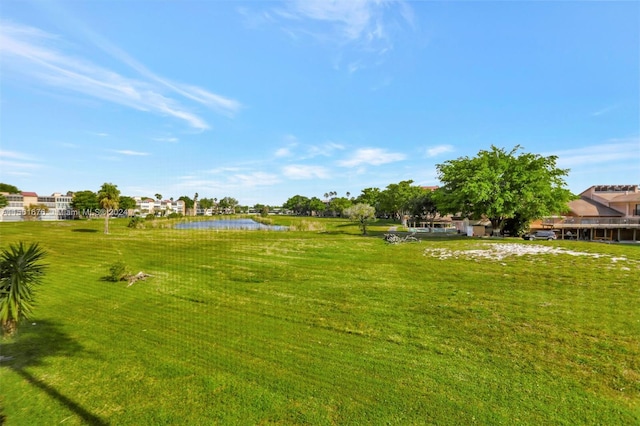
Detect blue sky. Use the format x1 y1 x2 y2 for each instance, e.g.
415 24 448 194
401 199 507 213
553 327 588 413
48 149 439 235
1 0 638 206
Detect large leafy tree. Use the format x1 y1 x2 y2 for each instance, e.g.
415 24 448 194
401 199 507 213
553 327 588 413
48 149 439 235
0 242 47 336
344 203 376 235
71 190 99 218
328 197 352 217
97 183 120 234
0 195 7 209
178 196 194 209
435 145 574 233
355 187 381 210
218 197 239 213
379 180 426 223
0 183 20 194
283 195 310 215
198 198 215 210
308 197 326 216
119 196 136 213
410 190 441 230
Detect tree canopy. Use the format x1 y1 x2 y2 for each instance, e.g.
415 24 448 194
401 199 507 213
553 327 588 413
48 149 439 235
344 203 376 235
178 196 194 209
119 196 136 211
435 145 574 233
70 190 99 217
218 197 239 213
97 183 120 234
0 183 20 194
410 190 441 229
379 180 427 223
283 195 310 215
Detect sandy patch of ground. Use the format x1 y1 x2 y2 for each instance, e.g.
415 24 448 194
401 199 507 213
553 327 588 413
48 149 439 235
423 243 634 265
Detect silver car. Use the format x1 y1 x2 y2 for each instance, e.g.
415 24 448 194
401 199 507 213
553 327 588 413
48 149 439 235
523 230 557 241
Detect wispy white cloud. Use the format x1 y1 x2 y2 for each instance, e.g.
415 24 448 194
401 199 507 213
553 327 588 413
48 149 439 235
275 138 344 160
0 159 42 170
0 150 42 178
591 105 618 117
425 144 454 158
206 166 245 174
268 0 414 69
282 164 330 179
152 137 179 143
549 138 639 168
0 21 241 130
0 150 36 161
275 147 295 158
231 172 281 187
306 141 345 158
338 147 406 167
4 171 32 177
112 150 150 156
284 0 386 43
176 172 281 192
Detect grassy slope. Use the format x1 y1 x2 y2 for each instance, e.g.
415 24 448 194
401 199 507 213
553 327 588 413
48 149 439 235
0 218 638 425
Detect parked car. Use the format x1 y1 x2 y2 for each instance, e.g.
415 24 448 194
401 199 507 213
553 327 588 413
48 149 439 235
523 230 557 241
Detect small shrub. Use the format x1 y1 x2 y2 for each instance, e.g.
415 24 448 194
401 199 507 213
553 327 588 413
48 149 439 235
145 214 156 221
291 220 326 232
107 261 128 282
167 212 182 219
128 216 144 229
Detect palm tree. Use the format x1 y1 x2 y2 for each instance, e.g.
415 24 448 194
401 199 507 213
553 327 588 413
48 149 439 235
97 183 120 234
0 242 47 336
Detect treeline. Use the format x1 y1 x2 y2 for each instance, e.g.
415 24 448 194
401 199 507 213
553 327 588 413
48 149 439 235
283 180 431 221
1 146 575 235
283 146 575 236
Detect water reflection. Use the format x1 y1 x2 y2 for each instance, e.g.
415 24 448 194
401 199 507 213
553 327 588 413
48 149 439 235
175 219 288 231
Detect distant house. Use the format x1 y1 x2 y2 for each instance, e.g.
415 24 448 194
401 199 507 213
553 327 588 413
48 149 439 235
0 191 73 222
134 197 185 216
542 184 640 241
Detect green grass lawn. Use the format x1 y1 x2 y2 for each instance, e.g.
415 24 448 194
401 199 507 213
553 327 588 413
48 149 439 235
1 217 638 425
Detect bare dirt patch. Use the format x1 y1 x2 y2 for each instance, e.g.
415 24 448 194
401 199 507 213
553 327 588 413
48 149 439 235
423 243 636 265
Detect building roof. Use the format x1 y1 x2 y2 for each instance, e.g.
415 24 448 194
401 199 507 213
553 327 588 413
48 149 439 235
611 193 640 202
21 191 38 197
568 197 623 217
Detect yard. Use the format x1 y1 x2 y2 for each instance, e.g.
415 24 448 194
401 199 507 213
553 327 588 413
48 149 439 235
0 218 638 424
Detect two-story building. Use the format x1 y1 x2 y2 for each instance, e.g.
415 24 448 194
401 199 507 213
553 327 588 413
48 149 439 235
542 184 640 241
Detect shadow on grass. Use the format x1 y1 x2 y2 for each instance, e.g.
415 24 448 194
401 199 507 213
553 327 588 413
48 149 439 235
71 229 98 233
0 320 107 425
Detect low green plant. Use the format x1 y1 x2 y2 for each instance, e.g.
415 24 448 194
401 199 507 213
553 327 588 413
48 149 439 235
127 216 144 229
0 242 47 336
145 214 156 221
106 261 127 282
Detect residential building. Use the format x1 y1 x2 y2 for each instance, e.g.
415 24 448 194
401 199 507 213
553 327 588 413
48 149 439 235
134 197 185 216
542 184 640 241
0 192 74 222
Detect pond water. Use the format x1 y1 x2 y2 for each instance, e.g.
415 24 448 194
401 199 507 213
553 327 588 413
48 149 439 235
175 218 289 231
